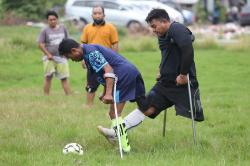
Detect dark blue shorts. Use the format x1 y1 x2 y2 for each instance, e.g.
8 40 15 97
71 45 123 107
115 73 145 103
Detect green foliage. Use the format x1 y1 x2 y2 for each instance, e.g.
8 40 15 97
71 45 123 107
196 0 208 23
120 36 158 52
1 0 66 20
194 38 220 50
117 27 128 39
0 0 3 19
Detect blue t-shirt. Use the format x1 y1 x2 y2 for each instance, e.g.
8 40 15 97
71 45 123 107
82 44 145 102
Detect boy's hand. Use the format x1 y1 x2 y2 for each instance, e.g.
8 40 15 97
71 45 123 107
101 94 113 104
47 54 53 60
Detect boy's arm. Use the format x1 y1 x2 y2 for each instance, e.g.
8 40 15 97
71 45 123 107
38 29 53 60
101 64 115 104
38 43 53 60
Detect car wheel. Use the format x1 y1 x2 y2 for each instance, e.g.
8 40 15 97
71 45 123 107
73 18 88 31
127 21 142 33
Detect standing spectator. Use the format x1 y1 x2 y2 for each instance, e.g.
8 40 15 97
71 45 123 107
212 6 220 24
80 6 119 107
38 11 71 95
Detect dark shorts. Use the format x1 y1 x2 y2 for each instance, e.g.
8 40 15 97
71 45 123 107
115 73 145 103
144 80 204 121
86 69 100 93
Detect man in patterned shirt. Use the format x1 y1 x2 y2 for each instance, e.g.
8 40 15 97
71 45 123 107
58 38 146 153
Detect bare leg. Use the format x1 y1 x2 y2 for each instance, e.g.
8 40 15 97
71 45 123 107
143 106 157 117
86 92 95 106
61 78 71 95
97 106 157 139
44 76 52 95
109 102 126 119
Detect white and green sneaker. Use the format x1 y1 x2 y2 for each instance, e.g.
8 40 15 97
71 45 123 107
97 125 116 145
112 117 131 153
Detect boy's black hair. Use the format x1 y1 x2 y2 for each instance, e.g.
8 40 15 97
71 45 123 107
59 39 80 56
145 9 170 23
46 10 58 19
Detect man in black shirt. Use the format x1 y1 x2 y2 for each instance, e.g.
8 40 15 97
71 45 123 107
140 8 204 120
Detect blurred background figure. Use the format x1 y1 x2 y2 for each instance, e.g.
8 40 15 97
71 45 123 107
212 6 220 24
38 11 71 95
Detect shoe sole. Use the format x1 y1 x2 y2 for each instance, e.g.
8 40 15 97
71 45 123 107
97 126 116 145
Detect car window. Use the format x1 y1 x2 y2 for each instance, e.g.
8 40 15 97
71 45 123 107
72 1 85 7
242 6 250 13
103 1 119 10
73 0 103 7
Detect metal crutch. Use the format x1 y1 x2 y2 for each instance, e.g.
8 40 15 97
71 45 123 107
162 110 167 137
187 74 196 145
113 76 123 158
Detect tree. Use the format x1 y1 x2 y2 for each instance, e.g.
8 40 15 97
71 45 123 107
1 0 66 20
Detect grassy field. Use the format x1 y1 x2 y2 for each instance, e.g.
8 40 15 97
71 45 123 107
0 26 250 166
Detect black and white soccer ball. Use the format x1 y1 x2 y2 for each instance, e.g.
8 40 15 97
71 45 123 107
63 143 83 155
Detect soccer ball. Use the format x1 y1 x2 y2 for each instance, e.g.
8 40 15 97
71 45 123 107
63 143 84 155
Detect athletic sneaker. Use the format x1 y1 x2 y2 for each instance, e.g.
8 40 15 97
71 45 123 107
113 123 131 153
97 125 116 145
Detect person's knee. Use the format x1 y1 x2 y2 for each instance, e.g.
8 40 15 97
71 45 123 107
61 78 68 82
147 112 160 119
45 75 53 81
85 85 98 93
109 111 114 118
143 107 160 119
136 90 155 112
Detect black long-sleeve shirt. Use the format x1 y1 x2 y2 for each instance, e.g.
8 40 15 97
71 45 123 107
158 22 196 81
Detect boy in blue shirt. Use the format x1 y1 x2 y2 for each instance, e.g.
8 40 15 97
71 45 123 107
58 38 146 153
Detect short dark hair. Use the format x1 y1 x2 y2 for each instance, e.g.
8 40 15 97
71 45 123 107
145 9 170 23
93 5 105 14
46 10 58 19
59 39 80 56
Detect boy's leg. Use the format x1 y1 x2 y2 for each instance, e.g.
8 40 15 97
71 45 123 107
43 60 55 95
61 78 71 95
56 61 70 95
44 76 53 95
99 84 174 149
98 108 145 140
124 108 145 130
85 70 99 106
97 87 167 140
86 92 95 106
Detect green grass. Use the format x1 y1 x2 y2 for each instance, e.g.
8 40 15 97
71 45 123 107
0 26 250 166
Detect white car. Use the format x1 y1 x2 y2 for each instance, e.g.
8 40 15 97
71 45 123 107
65 0 184 30
127 0 184 24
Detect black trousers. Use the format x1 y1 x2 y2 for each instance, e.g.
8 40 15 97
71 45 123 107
138 80 204 122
